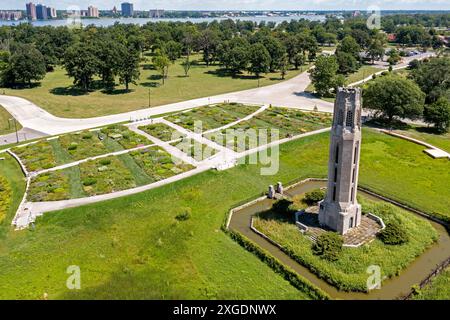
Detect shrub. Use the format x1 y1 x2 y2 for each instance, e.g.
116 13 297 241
68 143 78 151
99 159 111 166
304 189 325 205
379 219 409 245
82 178 97 186
272 198 295 215
312 232 343 261
82 133 93 139
176 207 192 221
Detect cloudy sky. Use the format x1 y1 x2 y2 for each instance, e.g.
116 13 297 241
3 0 450 10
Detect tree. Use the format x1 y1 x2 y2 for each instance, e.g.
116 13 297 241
152 52 170 85
363 74 425 122
379 219 409 245
248 43 270 85
64 42 100 92
5 43 46 87
227 46 249 75
279 54 290 80
423 97 450 133
164 40 182 63
262 36 286 72
309 55 344 97
198 29 219 66
336 51 358 74
97 39 122 90
181 56 191 77
411 57 450 103
367 39 385 64
387 49 401 66
118 48 140 91
337 35 361 60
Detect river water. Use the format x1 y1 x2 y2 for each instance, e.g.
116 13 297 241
0 15 326 27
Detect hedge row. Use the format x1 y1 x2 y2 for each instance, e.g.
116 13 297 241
225 228 330 300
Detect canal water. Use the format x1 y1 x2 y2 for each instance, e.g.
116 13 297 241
229 180 450 300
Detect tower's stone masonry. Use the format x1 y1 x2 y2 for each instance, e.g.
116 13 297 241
318 87 362 235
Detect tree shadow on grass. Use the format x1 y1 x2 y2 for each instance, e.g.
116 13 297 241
50 86 89 96
205 69 260 81
415 126 445 135
102 88 134 95
6 82 42 90
140 82 159 88
364 118 412 130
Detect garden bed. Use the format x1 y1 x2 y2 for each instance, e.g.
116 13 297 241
0 176 12 223
11 141 57 172
252 196 438 292
165 103 260 132
28 171 70 202
129 146 194 181
205 108 332 151
100 125 152 150
138 123 186 142
170 138 219 161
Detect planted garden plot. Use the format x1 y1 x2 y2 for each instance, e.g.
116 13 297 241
0 176 11 223
165 103 260 132
138 123 185 142
100 125 152 150
11 141 57 172
28 171 70 202
129 147 194 181
59 131 110 161
204 108 332 151
79 156 137 197
170 138 219 161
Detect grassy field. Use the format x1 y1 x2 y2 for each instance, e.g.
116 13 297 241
393 126 450 153
253 197 438 291
1 56 303 119
0 128 448 299
0 106 22 136
413 267 450 300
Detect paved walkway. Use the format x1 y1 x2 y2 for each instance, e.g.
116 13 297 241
0 51 433 146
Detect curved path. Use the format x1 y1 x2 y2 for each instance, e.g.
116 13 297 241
0 52 432 143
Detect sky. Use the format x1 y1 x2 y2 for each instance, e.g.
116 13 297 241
2 0 450 11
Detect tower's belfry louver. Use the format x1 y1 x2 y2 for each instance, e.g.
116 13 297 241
318 87 362 235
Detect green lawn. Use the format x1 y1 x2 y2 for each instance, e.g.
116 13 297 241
0 105 22 136
413 267 450 300
1 56 303 119
344 65 380 85
393 126 450 153
253 197 438 291
0 128 448 299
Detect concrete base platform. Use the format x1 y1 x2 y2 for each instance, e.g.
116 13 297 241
296 206 383 247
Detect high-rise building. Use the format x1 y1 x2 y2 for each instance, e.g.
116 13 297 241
88 6 99 18
26 2 37 20
121 2 134 17
149 9 164 18
318 87 362 235
46 7 57 19
0 11 22 21
36 4 48 20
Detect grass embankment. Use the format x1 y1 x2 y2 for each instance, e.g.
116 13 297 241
1 55 303 119
393 126 450 153
253 197 438 292
0 154 26 237
0 105 22 136
0 128 448 299
413 267 450 300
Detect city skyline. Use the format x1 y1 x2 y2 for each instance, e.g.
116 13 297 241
1 0 450 11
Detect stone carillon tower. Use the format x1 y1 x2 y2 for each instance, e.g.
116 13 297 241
318 87 362 235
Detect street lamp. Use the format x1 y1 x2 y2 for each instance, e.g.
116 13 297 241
9 118 18 144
